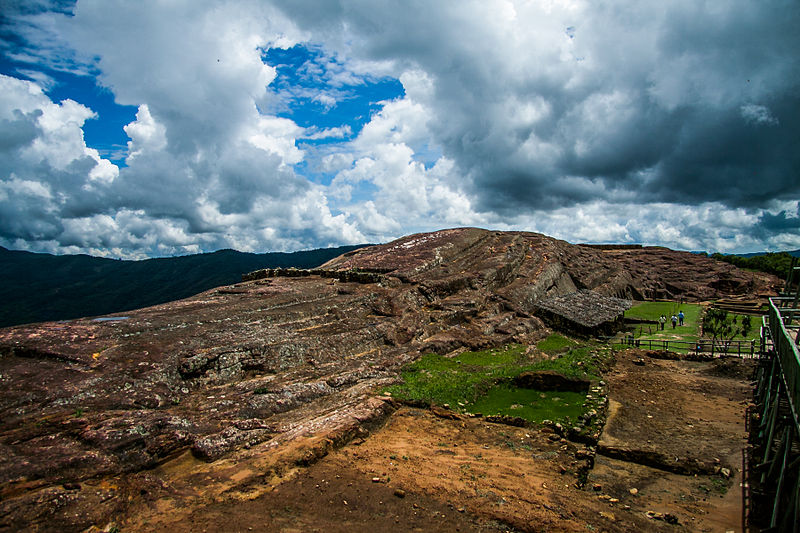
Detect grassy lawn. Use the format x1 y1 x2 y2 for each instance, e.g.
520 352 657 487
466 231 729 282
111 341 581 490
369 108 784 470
467 384 586 424
383 345 528 408
536 333 577 353
384 336 611 425
622 301 704 352
624 300 684 322
621 301 761 353
625 301 703 328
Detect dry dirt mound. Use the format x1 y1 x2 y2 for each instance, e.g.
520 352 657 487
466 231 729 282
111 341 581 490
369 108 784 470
0 228 776 531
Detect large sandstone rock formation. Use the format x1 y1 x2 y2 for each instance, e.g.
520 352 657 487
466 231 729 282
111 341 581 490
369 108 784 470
0 228 779 531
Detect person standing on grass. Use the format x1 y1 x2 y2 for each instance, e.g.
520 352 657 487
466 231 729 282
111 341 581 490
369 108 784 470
671 314 678 329
659 314 666 330
678 310 684 326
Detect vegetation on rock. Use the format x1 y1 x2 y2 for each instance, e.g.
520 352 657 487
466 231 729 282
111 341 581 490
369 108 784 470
710 251 797 279
0 228 780 531
385 338 612 426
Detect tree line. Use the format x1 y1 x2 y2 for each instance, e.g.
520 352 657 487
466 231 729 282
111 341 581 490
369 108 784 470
710 251 796 280
0 244 367 327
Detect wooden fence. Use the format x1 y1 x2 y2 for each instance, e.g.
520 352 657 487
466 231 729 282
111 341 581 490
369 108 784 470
620 335 760 358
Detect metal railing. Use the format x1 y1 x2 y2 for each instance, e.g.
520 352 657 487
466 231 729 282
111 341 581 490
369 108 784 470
750 296 800 531
767 297 800 432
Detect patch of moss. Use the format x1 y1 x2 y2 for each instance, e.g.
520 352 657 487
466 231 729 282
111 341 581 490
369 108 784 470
385 341 610 425
536 333 576 354
699 476 729 495
466 384 585 424
384 349 519 407
456 344 526 366
526 346 604 380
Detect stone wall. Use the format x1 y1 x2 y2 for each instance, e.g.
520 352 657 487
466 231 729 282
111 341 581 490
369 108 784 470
242 267 386 284
578 244 643 250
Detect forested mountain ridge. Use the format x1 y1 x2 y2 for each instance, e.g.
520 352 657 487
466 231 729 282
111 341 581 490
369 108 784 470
3 241 792 328
0 244 368 327
710 250 800 280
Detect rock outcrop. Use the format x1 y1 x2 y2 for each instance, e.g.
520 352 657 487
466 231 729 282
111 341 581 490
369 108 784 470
0 228 780 531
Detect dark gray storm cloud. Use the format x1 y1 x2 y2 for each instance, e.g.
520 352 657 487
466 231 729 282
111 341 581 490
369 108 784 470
0 109 41 151
756 202 800 234
276 0 800 214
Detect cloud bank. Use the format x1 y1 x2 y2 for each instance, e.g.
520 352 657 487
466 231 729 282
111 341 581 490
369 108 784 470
1 0 798 257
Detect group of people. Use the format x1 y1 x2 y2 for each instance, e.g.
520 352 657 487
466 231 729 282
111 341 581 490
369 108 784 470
658 310 685 330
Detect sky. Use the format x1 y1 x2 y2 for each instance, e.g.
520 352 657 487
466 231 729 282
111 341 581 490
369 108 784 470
0 0 798 259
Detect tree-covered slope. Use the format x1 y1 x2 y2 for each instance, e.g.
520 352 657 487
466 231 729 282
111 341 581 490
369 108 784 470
0 245 367 327
710 250 800 280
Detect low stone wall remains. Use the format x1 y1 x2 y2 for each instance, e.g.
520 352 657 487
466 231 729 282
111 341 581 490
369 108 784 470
578 244 643 250
242 267 386 284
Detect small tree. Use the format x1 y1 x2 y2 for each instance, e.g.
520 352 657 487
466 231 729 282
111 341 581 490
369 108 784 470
703 308 753 355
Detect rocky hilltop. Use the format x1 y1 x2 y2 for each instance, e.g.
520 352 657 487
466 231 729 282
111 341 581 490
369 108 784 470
0 228 779 531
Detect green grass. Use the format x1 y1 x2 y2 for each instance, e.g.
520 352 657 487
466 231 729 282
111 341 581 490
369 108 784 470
625 302 704 351
466 384 585 424
699 476 730 496
527 346 603 380
385 341 610 425
456 344 526 366
536 333 576 354
625 301 702 325
622 301 760 353
728 312 760 342
384 345 528 407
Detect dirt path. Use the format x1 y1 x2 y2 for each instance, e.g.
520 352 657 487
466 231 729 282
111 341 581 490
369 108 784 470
591 349 753 532
135 409 627 532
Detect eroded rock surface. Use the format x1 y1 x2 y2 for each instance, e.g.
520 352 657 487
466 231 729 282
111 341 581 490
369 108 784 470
0 228 779 531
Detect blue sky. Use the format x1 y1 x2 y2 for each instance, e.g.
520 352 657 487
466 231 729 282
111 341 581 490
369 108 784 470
0 1 798 258
35 69 136 165
262 44 405 188
1 42 405 166
264 45 404 136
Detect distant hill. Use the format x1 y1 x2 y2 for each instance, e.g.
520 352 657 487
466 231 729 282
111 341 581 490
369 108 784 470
734 249 800 258
709 250 799 281
0 245 368 327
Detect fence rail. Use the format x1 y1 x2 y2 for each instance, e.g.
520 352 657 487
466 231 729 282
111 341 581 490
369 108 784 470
620 336 760 357
768 297 800 432
749 295 800 530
